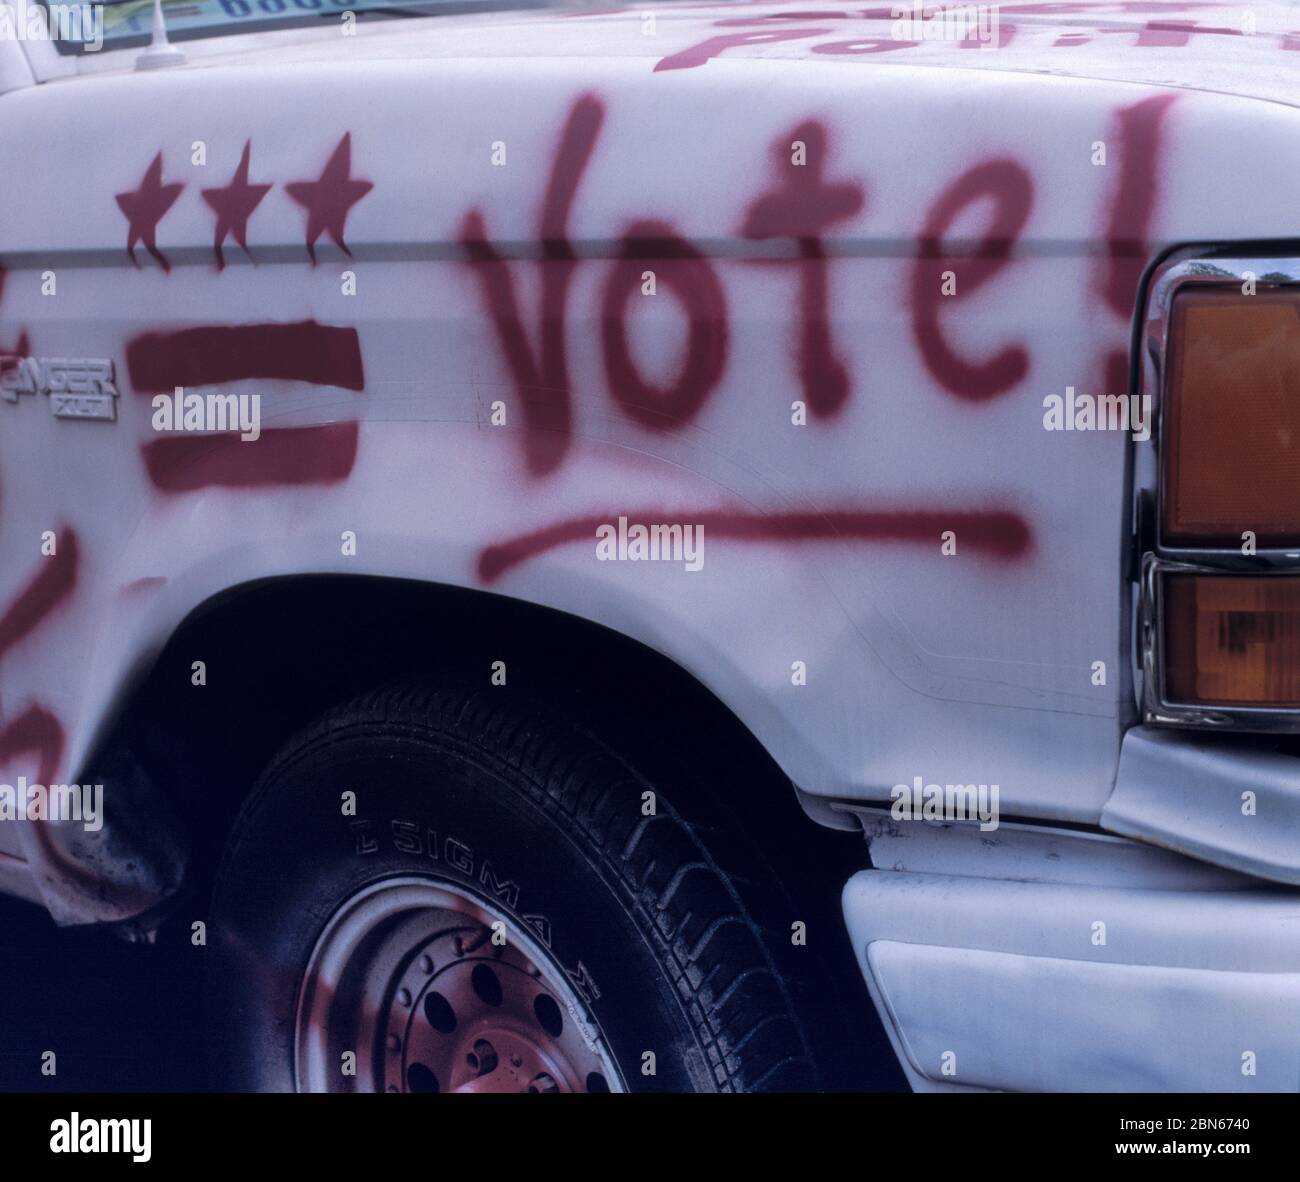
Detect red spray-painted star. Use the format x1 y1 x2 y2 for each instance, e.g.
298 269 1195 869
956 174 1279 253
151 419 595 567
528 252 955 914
115 152 185 273
285 133 374 264
201 141 271 270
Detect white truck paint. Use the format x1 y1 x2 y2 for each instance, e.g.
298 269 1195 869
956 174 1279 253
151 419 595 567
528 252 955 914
0 0 1297 1091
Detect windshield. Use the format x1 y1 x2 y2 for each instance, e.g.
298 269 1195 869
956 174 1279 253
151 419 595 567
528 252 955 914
45 0 554 56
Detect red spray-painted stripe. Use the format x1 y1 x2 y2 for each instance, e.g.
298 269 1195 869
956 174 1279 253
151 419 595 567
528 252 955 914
141 422 359 492
126 321 364 394
478 507 1031 583
0 528 78 666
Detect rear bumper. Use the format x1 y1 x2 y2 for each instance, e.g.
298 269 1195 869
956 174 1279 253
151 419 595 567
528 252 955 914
843 865 1300 1092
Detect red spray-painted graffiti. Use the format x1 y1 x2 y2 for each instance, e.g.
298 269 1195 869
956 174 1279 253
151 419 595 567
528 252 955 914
741 120 866 419
127 321 365 492
1098 92 1178 320
202 140 272 271
467 82 1177 580
286 132 375 265
0 706 62 788
115 152 185 273
118 135 373 270
140 422 360 492
463 97 870 476
1087 92 1177 401
655 4 1279 67
0 70 1186 879
462 105 1040 579
114 143 371 493
654 26 828 70
911 160 1034 401
0 532 112 896
0 245 368 910
601 221 730 431
479 506 1031 583
126 321 365 393
0 528 78 667
460 94 605 477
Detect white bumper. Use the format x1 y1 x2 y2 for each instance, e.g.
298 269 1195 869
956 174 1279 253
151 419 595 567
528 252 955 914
843 866 1300 1092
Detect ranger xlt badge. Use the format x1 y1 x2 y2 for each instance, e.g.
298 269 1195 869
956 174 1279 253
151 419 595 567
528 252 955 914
0 357 120 421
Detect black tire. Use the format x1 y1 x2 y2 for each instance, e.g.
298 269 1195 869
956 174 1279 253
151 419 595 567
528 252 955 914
206 679 818 1092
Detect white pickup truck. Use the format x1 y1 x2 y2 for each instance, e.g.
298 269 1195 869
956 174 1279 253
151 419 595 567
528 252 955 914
0 0 1298 1094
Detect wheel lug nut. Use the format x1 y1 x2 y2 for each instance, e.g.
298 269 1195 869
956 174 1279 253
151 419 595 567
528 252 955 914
527 1072 559 1094
419 955 434 974
396 988 412 1007
467 1039 499 1077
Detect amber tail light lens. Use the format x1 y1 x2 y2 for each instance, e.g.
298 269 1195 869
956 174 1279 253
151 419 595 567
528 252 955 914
1164 288 1300 546
1164 574 1300 707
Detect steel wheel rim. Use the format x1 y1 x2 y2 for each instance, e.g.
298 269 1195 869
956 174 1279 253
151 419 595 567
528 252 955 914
294 876 623 1093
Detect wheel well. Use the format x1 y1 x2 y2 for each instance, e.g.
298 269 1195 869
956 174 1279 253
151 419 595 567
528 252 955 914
105 573 886 1089
112 576 813 867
